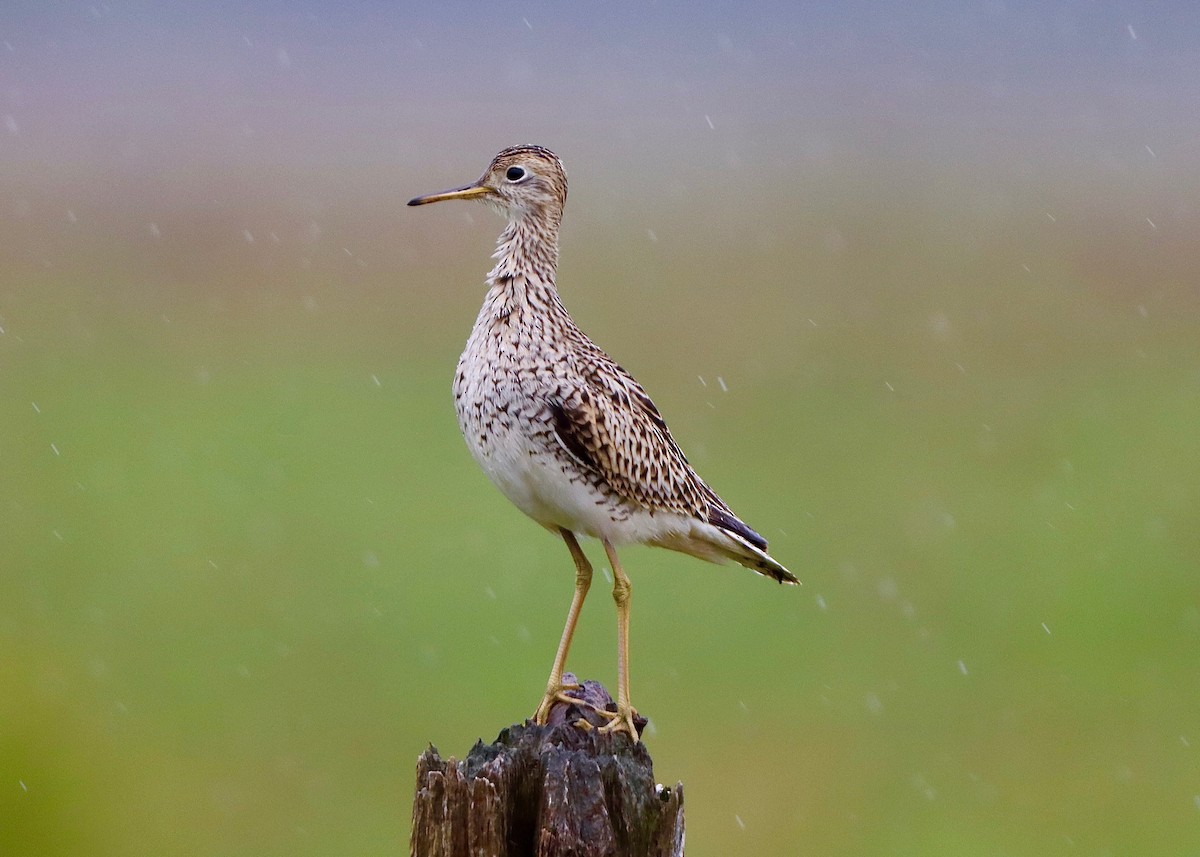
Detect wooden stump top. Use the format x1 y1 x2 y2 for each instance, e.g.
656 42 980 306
411 680 684 857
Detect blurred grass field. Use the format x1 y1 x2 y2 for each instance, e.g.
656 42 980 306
2 147 1198 856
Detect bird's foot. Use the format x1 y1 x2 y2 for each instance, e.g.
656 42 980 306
533 675 646 737
532 680 585 726
596 704 641 740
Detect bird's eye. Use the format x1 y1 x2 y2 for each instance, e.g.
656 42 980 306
505 166 526 182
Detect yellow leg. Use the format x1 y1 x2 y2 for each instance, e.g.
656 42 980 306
533 529 593 725
599 539 639 739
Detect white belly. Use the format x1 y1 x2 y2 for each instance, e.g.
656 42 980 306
468 419 606 534
463 417 691 547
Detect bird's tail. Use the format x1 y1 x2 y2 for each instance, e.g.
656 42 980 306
652 510 798 585
706 506 798 584
714 526 798 584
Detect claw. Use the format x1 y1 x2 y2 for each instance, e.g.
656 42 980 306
596 705 640 739
532 681 585 725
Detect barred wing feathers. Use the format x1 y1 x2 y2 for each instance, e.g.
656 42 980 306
548 345 796 584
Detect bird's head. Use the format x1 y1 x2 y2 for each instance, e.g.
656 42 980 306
408 145 567 225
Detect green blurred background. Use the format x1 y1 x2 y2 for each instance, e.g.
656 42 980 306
3 2 1199 854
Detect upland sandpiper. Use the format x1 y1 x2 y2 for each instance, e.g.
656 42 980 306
409 145 796 739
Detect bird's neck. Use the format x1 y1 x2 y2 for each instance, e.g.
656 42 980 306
482 214 564 322
488 214 560 288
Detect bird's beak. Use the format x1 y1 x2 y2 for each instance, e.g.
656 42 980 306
407 183 494 206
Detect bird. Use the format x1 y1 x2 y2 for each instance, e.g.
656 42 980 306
408 145 797 740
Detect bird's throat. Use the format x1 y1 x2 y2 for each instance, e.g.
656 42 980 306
489 216 560 289
480 217 569 330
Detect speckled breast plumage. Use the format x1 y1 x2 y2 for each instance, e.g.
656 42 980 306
453 273 628 538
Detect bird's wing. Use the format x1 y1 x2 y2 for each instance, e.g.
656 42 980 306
548 344 730 522
549 340 795 583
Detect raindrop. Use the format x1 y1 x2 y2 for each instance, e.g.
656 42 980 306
50 442 60 456
911 773 938 801
704 115 715 130
734 815 745 830
717 376 728 392
865 692 883 715
957 659 969 676
148 223 161 238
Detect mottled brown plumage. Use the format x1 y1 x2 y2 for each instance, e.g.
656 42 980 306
409 145 795 739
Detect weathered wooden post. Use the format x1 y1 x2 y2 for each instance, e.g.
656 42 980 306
410 677 685 857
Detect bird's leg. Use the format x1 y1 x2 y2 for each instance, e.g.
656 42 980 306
533 529 593 725
599 539 640 739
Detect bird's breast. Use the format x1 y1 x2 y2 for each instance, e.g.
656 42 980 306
451 323 621 534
